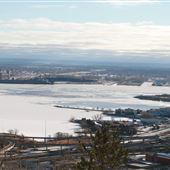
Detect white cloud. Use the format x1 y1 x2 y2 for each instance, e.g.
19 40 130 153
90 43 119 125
0 18 170 55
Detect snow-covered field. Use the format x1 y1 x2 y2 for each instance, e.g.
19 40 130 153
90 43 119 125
0 83 170 136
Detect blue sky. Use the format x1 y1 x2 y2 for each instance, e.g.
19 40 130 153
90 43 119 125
0 1 169 24
0 0 170 56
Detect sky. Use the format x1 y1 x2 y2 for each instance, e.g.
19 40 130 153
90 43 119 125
0 0 170 56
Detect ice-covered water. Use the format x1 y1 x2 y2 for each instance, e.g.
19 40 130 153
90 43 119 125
0 83 170 136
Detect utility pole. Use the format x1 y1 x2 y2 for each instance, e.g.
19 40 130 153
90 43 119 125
45 120 48 150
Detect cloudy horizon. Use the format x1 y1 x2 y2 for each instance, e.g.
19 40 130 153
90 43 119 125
0 0 170 57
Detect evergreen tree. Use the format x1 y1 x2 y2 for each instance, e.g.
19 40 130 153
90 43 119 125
76 124 128 170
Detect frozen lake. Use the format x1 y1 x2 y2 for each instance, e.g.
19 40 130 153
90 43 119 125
0 83 170 136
